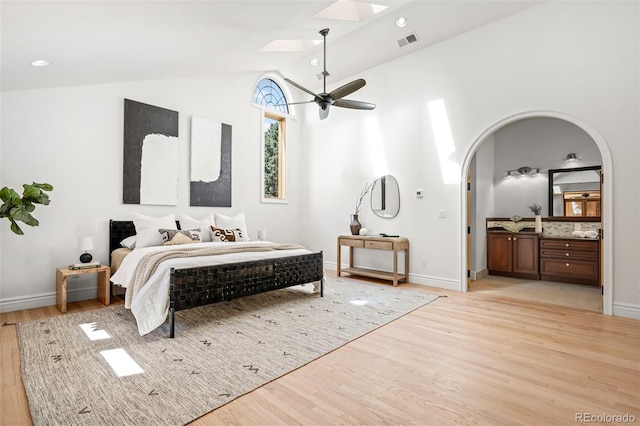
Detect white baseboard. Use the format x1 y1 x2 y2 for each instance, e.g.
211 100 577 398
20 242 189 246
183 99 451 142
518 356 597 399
0 287 98 314
325 261 461 291
612 302 640 320
407 273 461 291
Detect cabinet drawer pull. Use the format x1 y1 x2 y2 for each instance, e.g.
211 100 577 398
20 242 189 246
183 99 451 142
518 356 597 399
508 237 511 241
565 243 570 247
513 237 517 240
566 253 570 257
566 263 570 267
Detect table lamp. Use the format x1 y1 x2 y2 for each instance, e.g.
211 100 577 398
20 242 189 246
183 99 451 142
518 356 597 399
78 236 94 263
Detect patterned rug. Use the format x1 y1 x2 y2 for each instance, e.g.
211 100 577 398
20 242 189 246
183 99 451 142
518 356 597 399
17 277 438 425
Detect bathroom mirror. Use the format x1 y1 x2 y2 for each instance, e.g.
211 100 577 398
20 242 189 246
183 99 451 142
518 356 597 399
548 165 601 218
370 175 400 218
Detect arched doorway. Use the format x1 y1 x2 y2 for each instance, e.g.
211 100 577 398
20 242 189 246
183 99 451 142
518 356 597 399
460 110 613 315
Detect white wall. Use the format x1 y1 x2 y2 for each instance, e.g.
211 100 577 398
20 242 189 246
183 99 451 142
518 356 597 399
474 135 495 275
302 1 639 313
0 73 306 310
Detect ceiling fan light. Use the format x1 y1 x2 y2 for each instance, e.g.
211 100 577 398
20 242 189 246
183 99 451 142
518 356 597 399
396 16 408 27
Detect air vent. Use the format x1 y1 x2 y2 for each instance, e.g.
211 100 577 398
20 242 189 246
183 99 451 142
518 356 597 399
316 70 330 80
397 32 419 47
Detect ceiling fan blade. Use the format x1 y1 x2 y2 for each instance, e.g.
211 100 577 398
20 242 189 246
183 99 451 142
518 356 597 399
319 105 330 120
333 99 376 110
284 78 319 99
328 79 366 100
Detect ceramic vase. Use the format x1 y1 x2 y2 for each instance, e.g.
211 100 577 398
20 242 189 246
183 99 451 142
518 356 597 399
350 214 362 235
534 215 542 233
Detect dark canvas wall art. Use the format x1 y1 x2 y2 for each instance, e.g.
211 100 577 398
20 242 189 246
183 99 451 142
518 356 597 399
190 116 232 207
123 99 179 205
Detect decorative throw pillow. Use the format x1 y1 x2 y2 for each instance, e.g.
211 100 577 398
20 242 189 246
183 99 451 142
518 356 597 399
210 226 246 242
159 229 202 245
214 213 250 241
132 212 177 248
120 235 137 249
177 213 215 242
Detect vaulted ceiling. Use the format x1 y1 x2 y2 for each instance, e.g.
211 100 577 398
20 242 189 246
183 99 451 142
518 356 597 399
1 0 541 92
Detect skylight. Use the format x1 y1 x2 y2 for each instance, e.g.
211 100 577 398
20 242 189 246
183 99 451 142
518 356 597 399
258 39 321 52
314 0 388 22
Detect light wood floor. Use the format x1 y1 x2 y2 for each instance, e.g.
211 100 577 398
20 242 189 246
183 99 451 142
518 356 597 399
470 275 602 313
2 278 638 425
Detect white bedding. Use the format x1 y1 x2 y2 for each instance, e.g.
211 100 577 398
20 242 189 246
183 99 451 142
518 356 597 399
110 241 315 336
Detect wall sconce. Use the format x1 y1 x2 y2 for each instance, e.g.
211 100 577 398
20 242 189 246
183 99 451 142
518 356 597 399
565 153 578 162
506 166 540 177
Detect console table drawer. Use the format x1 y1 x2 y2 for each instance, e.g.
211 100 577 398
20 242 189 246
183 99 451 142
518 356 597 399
364 240 393 250
340 238 364 248
540 248 599 262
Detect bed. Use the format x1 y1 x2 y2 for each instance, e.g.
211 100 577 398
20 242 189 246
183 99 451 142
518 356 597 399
109 220 324 337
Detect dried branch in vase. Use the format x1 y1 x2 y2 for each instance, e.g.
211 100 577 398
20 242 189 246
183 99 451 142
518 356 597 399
354 180 375 215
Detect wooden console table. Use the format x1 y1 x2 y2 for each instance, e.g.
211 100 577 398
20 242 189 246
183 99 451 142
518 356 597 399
337 235 409 286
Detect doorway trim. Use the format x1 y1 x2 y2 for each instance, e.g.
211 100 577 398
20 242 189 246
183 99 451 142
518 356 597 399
460 110 613 315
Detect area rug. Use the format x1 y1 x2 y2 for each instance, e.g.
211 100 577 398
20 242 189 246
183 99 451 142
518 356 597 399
17 277 438 425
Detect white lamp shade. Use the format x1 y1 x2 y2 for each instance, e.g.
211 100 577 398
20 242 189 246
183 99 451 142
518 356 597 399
78 237 94 252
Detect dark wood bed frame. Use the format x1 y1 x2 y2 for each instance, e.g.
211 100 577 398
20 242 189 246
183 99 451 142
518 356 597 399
109 220 324 337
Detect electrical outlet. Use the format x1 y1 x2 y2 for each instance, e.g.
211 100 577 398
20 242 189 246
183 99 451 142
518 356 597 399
438 209 447 218
421 258 427 267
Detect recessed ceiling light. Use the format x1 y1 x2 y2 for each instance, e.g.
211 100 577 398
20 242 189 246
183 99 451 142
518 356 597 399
31 59 50 67
310 58 319 67
396 16 408 27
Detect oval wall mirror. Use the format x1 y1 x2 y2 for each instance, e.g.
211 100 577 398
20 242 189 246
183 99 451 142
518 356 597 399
370 175 400 218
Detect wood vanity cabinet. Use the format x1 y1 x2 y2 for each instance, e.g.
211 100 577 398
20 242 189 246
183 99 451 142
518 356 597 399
487 232 540 280
539 238 600 286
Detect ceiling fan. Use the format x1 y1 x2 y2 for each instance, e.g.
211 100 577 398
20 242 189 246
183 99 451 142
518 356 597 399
283 28 376 120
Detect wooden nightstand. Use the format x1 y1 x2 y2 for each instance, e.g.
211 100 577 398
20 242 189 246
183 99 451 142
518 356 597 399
56 265 111 313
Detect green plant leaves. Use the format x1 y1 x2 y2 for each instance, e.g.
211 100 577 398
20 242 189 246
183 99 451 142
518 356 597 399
0 182 53 235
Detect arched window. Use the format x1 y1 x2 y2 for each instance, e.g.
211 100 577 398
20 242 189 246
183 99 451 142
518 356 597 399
253 78 289 114
254 77 289 203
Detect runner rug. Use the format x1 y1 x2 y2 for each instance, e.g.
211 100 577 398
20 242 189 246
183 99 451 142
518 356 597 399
17 277 438 425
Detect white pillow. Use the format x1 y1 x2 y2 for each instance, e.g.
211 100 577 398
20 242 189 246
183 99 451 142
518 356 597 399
177 213 215 242
132 212 177 248
214 213 250 240
120 235 137 249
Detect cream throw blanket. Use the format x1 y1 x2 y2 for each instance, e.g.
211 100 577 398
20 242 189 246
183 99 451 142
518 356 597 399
124 243 305 308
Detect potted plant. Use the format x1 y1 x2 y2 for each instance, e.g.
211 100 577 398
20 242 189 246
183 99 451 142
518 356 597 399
0 182 53 235
528 203 542 233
